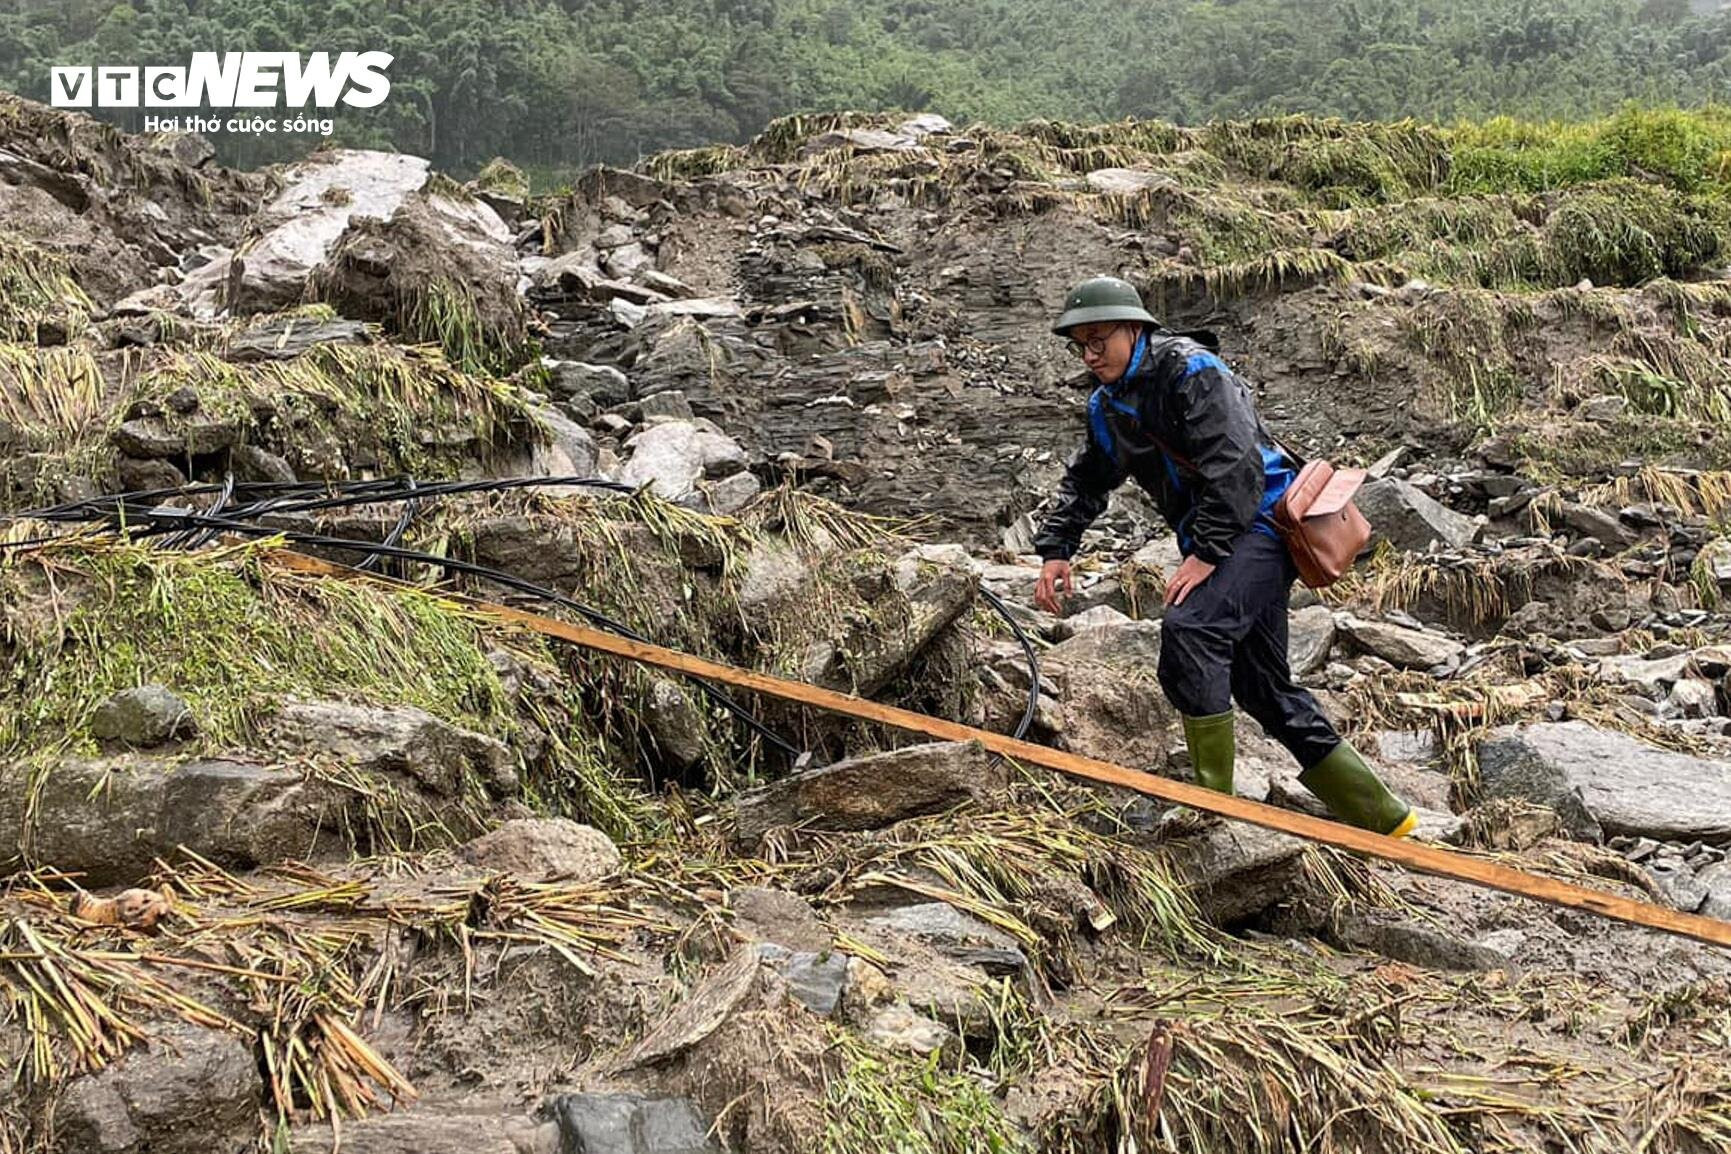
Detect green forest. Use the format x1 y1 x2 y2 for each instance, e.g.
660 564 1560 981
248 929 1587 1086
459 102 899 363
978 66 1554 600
1 0 1729 180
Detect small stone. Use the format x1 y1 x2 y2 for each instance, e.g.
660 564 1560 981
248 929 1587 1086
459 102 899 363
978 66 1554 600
90 685 194 747
1624 837 1661 863
754 943 848 1016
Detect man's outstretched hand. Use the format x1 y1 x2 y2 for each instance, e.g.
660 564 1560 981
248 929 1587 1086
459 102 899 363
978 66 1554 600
1034 558 1073 614
1164 554 1217 606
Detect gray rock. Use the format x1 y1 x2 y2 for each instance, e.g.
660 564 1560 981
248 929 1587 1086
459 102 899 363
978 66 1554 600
4 755 327 884
551 1095 717 1154
110 416 186 459
1597 653 1692 696
863 902 1029 976
1355 478 1475 551
1669 678 1719 718
290 1112 550 1154
229 443 298 484
270 700 514 797
803 546 978 696
89 685 194 747
192 150 434 316
458 818 620 882
864 1003 959 1060
527 403 600 481
1477 722 1731 844
696 469 761 515
734 741 1005 843
754 942 848 1016
735 541 812 618
1288 605 1336 677
1051 604 1132 641
1559 501 1635 545
1699 860 1731 919
620 419 751 501
1648 863 1710 911
1338 616 1465 669
227 318 369 362
639 390 694 420
1083 168 1178 196
59 1023 260 1154
546 360 629 403
1046 618 1163 668
602 241 656 280
645 678 708 767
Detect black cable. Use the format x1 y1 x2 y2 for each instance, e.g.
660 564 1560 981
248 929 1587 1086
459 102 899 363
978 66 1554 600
978 585 1041 742
7 474 1043 743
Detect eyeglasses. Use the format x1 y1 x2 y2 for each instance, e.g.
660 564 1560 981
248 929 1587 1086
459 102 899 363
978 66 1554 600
1065 326 1122 359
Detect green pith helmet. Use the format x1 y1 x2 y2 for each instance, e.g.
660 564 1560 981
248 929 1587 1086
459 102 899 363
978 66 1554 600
1051 276 1158 335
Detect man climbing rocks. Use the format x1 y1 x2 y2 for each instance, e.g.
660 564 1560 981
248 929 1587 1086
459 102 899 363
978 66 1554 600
1031 275 1416 837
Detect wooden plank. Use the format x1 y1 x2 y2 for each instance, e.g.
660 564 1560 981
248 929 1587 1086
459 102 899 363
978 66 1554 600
266 549 1731 951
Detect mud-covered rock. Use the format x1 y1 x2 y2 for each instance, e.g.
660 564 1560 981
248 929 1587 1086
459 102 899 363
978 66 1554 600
733 740 1004 842
310 187 528 369
203 149 432 316
1168 823 1307 924
270 700 515 797
89 685 194 747
59 1022 260 1154
459 818 621 882
802 545 978 696
3 755 328 883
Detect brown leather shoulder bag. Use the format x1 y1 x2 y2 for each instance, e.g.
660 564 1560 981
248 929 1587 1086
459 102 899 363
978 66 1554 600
1143 426 1372 589
1267 437 1372 589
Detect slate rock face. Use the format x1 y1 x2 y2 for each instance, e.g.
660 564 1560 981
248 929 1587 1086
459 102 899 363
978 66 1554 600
1355 477 1476 552
733 740 1004 843
1477 721 1731 844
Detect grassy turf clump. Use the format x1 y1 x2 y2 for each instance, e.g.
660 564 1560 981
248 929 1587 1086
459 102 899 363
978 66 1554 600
123 342 543 477
0 232 91 342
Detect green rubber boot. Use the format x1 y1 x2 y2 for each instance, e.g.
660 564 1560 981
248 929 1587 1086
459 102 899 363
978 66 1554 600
1299 741 1418 837
1181 711 1236 794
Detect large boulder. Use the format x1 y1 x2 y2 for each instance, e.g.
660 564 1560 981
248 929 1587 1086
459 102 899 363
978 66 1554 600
1476 722 1731 844
184 149 433 316
309 187 528 369
733 740 1005 842
2 755 328 883
1337 615 1465 670
802 545 978 696
59 1023 261 1154
269 700 515 797
619 419 751 504
1355 478 1475 552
